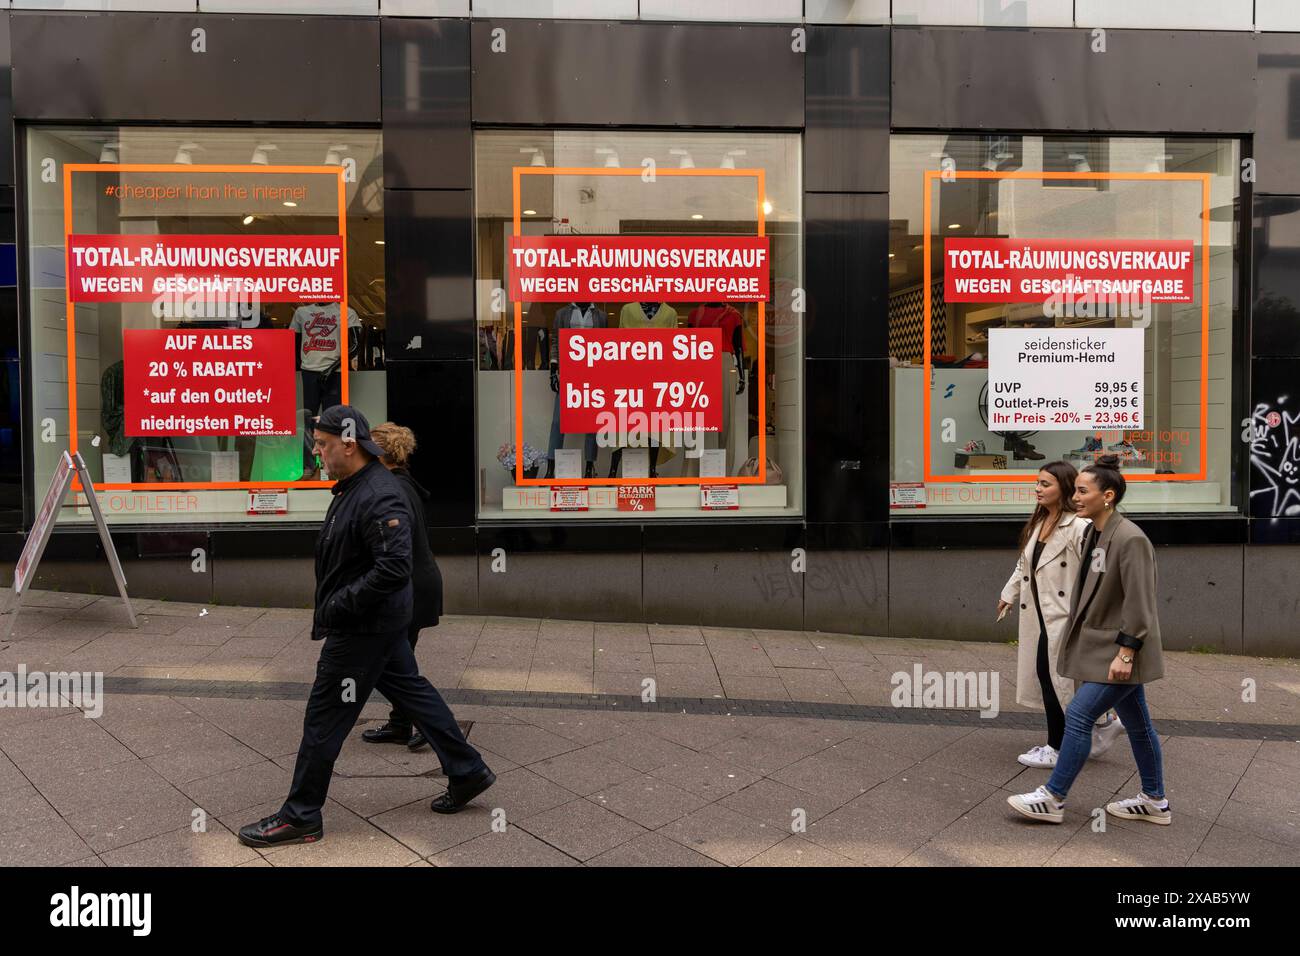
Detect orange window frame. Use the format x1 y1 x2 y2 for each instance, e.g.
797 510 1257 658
511 165 768 487
62 163 348 492
922 168 1212 484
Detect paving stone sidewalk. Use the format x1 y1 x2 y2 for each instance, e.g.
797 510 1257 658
1 588 1297 867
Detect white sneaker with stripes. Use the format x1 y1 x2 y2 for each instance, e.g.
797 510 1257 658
1106 792 1172 825
1007 785 1065 823
1017 744 1059 768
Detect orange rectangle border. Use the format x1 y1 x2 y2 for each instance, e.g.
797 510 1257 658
922 169 1211 485
511 166 767 487
62 163 348 492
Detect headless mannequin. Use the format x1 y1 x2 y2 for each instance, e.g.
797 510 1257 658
609 302 677 478
548 302 604 480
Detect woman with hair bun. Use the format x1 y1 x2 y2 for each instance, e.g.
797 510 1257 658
1008 453 1171 828
359 422 446 753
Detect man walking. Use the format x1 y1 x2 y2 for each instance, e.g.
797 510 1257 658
238 405 494 848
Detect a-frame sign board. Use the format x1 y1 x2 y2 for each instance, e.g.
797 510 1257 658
2 451 136 640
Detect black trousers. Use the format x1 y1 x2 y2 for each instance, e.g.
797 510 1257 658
280 627 486 827
1036 626 1066 750
386 624 425 732
302 369 342 467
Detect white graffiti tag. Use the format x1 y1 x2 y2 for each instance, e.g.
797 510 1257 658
1246 399 1300 517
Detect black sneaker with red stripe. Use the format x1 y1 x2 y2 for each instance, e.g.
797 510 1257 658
237 813 324 848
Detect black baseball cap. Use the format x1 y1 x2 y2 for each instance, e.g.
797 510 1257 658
312 404 385 459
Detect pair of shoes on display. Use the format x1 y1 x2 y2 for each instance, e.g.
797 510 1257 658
1003 435 1045 461
1108 440 1147 463
1066 434 1104 463
1008 787 1171 825
430 767 497 814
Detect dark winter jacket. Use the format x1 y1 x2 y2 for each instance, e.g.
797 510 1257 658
392 467 443 628
312 458 413 640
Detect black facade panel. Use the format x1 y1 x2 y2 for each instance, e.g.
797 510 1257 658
383 188 475 360
1248 358 1300 522
1252 195 1300 358
0 15 12 186
381 17 471 190
10 13 380 123
1251 517 1300 544
805 192 888 359
1256 35 1300 194
0 184 19 531
891 27 1257 135
805 25 888 193
386 358 476 528
805 358 887 523
470 20 803 129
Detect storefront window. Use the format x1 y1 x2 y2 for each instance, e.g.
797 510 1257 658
25 126 386 525
474 129 803 519
888 134 1240 514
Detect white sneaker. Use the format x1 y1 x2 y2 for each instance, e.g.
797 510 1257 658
1017 744 1059 768
1007 785 1065 823
1090 715 1125 758
1106 792 1172 826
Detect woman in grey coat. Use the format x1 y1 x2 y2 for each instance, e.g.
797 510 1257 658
1007 454 1170 826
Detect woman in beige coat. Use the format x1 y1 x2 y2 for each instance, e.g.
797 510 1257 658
998 461 1092 768
1008 454 1170 826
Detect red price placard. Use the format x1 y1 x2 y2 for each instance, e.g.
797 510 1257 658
617 485 656 512
123 329 297 437
508 235 769 303
558 327 723 435
943 238 1194 304
67 234 345 303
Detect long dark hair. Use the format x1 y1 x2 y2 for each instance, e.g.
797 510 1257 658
1017 460 1079 552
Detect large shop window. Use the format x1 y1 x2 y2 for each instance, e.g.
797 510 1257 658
888 134 1240 515
26 127 386 525
474 130 803 519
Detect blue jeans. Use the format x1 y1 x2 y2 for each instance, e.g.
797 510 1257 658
1045 681 1164 801
547 388 597 465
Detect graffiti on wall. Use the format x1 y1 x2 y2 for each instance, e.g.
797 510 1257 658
1245 397 1300 517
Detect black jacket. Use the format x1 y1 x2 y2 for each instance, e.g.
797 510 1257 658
312 458 413 640
392 467 444 628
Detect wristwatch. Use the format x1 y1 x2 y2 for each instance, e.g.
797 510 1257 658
1119 653 1134 664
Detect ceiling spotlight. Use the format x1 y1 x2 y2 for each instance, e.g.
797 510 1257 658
947 223 961 229
888 252 895 258
251 143 277 165
595 148 620 168
98 142 120 164
523 209 537 216
283 201 298 208
520 147 546 167
762 199 773 216
174 143 199 165
242 215 255 225
691 213 704 220
374 239 385 245
324 144 350 166
669 149 695 170
1067 152 1091 173
1144 152 1174 174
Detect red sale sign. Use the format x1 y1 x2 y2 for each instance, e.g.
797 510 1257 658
559 328 722 435
508 236 770 303
124 329 297 437
67 234 345 303
943 238 1194 304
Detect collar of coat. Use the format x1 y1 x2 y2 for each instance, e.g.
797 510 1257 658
1028 510 1085 571
330 457 380 496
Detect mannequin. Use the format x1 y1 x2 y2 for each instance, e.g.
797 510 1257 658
685 302 747 474
548 302 606 479
609 302 679 478
290 301 361 479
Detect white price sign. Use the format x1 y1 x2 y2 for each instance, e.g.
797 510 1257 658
989 328 1144 431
